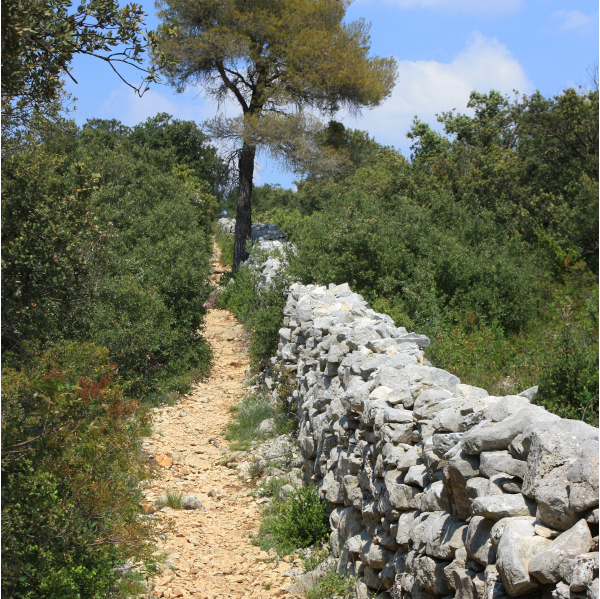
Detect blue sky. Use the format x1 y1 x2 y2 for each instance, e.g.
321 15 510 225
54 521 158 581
65 0 599 188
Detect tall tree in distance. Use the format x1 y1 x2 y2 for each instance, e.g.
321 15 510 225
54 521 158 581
154 0 397 268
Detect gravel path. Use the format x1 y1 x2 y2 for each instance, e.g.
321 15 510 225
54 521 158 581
142 247 296 599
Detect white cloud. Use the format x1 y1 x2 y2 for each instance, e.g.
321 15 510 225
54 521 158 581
374 0 522 15
551 9 596 31
344 32 533 156
99 86 208 126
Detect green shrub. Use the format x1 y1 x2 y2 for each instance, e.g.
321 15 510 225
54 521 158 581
215 225 234 267
1 341 156 599
80 126 215 397
225 392 275 451
254 485 329 555
306 570 356 599
216 250 288 370
1 127 96 357
2 116 220 400
535 290 599 424
165 489 184 509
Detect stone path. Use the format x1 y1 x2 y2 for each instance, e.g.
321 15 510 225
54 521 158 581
141 248 296 599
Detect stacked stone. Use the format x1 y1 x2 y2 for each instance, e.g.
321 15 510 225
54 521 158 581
217 219 292 287
273 281 599 599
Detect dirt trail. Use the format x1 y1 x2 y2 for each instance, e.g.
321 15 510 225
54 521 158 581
142 246 295 599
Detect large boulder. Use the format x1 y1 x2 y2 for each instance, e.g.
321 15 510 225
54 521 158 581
461 407 558 455
521 419 599 499
496 526 551 596
528 519 593 584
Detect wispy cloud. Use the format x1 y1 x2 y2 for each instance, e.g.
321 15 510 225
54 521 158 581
373 0 522 16
99 87 205 126
344 32 533 156
551 9 596 31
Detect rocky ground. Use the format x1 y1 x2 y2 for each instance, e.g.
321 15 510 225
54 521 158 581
140 248 301 599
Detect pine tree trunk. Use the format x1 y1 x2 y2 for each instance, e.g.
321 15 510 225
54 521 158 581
233 142 256 270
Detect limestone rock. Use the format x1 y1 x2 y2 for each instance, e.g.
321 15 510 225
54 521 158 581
461 407 558 455
529 519 593 584
563 552 599 593
471 494 535 521
521 419 599 499
426 512 467 560
467 477 501 502
479 451 527 479
489 517 536 551
482 564 510 599
567 439 600 513
432 433 464 459
339 507 365 540
451 568 486 599
181 495 202 510
387 482 420 510
445 450 481 520
405 464 430 488
466 517 496 566
420 480 452 513
495 526 551 596
360 539 393 569
414 555 451 596
487 473 522 495
456 384 489 403
444 547 467 592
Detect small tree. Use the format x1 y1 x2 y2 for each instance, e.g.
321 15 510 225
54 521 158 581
154 0 397 268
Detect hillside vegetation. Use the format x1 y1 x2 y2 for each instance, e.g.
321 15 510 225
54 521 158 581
1 112 223 597
222 88 599 424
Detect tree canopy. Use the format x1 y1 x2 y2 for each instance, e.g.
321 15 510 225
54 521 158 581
1 0 159 129
153 0 397 267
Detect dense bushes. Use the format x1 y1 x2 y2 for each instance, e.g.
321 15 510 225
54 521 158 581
1 121 95 356
2 114 221 396
80 127 216 395
1 342 156 598
240 86 598 424
1 113 223 597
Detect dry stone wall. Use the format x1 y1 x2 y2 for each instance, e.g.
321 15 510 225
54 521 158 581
272 281 599 599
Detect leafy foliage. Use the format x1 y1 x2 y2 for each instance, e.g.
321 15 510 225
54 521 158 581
79 120 216 395
1 127 96 356
1 342 156 599
254 485 329 555
2 114 222 397
1 113 223 595
1 0 158 127
409 89 599 274
254 88 599 423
